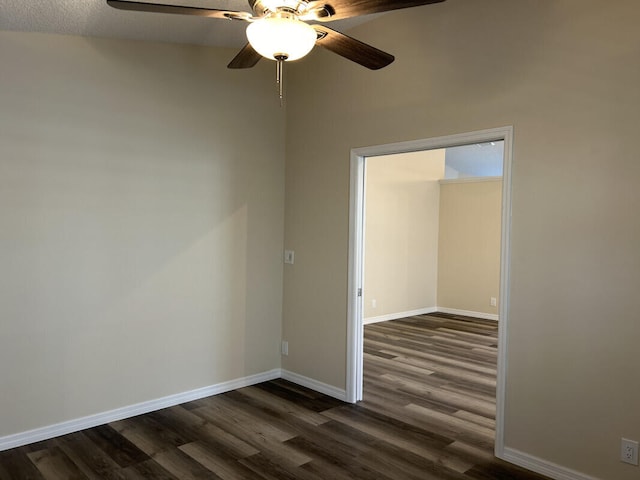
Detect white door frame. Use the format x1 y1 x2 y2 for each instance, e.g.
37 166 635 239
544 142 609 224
346 126 513 457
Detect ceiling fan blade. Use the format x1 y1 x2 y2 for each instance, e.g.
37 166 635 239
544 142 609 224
106 0 250 20
313 25 394 70
320 0 445 21
227 44 262 69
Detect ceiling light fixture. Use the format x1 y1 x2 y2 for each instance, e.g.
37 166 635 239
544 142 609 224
246 11 317 105
246 14 317 62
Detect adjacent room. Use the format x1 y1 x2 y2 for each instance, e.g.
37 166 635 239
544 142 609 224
357 141 506 473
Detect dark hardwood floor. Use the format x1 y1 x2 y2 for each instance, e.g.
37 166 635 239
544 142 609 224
0 313 550 479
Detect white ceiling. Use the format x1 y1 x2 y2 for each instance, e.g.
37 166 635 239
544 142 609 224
445 142 504 178
0 0 377 49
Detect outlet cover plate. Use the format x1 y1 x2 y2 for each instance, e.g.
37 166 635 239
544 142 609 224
621 438 639 465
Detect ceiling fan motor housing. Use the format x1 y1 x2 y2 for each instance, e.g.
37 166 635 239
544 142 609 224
251 0 305 16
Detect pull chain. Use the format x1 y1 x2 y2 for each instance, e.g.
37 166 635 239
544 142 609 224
275 54 287 107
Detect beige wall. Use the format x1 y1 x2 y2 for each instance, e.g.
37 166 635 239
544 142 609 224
0 32 285 438
363 150 444 319
283 1 640 479
437 179 502 316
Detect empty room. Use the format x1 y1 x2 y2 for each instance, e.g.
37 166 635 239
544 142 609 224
1 1 639 479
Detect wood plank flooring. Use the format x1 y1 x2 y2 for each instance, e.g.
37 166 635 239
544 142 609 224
0 313 550 479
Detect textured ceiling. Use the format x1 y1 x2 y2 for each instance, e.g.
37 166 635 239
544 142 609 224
0 0 376 49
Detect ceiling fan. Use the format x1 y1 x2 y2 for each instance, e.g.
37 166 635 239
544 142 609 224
107 0 445 101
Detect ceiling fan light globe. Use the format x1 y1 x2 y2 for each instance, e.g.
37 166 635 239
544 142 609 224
246 16 316 61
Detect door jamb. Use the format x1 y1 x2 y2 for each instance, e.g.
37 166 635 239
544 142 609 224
346 126 514 458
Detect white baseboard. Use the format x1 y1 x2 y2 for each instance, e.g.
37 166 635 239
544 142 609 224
501 447 601 480
364 307 437 325
364 307 499 324
0 369 281 453
436 307 499 321
281 369 347 402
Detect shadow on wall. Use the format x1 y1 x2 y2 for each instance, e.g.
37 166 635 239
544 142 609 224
0 31 285 437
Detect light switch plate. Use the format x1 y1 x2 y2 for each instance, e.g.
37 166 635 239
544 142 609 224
284 250 295 264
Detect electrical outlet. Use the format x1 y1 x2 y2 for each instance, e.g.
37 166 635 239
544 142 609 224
621 438 639 465
281 340 289 356
372 299 377 308
490 297 497 307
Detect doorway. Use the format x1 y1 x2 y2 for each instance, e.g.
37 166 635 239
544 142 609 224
346 126 513 457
